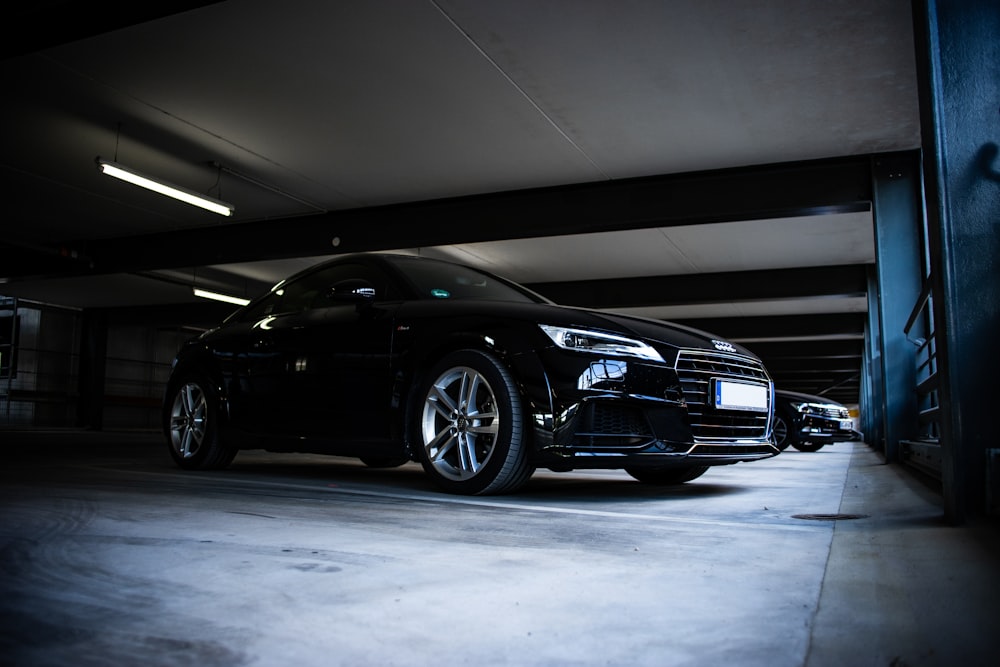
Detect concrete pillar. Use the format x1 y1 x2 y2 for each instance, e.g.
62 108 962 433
915 0 1000 521
870 152 923 463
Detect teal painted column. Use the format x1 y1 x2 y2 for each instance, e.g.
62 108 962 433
870 153 923 463
916 0 1000 521
863 267 885 454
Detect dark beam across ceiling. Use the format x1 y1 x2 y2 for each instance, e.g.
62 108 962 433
526 264 869 309
745 339 864 359
671 313 867 341
744 339 864 403
0 153 876 283
4 2 225 59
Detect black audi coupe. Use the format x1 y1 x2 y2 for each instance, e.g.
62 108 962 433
164 253 778 494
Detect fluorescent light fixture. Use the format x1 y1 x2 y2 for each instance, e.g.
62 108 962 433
193 288 250 306
97 157 235 216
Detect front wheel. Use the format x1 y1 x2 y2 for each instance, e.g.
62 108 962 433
792 441 825 453
625 465 709 485
165 375 236 470
413 350 533 495
773 413 792 451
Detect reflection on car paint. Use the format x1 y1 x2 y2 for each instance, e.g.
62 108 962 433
577 359 627 390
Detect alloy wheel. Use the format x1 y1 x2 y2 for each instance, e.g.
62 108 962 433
420 366 500 481
169 382 208 459
773 414 789 450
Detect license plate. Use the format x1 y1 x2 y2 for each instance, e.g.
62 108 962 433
840 419 853 430
714 380 768 412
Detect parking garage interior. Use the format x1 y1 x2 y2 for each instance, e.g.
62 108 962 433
1 1 998 665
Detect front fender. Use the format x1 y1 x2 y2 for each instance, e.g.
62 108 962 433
163 342 234 438
391 322 556 459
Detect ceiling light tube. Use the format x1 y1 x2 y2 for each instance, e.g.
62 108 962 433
193 288 250 306
97 157 235 216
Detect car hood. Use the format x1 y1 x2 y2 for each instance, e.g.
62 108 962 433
569 307 751 355
400 299 756 358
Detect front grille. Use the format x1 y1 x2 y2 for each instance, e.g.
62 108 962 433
675 350 771 441
590 403 650 435
575 403 653 448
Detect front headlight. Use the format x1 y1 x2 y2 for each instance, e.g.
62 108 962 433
539 325 664 363
791 401 841 415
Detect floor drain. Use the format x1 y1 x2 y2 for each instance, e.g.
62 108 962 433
792 513 869 521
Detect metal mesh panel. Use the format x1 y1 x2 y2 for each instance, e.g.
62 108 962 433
675 350 771 441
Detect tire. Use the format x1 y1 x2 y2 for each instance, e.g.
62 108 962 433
413 350 533 495
626 465 710 485
165 375 237 470
773 413 792 451
359 456 410 468
792 441 825 453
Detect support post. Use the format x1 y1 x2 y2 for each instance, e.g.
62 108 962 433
870 153 923 463
863 268 885 455
77 309 107 430
914 0 1000 521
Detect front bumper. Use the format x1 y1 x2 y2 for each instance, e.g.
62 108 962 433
523 348 778 470
795 414 856 443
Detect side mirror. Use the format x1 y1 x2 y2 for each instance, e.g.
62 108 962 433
328 278 376 303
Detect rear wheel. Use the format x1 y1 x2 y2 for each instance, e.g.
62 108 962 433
626 465 710 485
166 375 236 470
413 350 533 495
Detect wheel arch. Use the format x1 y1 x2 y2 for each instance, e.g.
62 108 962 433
396 328 553 460
162 345 232 436
774 405 802 448
404 344 535 494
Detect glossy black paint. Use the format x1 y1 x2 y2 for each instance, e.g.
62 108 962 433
164 253 778 474
774 389 855 451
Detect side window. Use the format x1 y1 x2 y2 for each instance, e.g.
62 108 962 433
235 262 401 323
288 263 402 310
276 271 329 313
234 291 280 324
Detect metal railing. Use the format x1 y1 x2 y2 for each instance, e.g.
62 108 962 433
1 299 82 428
0 348 81 427
901 274 942 476
1 296 16 423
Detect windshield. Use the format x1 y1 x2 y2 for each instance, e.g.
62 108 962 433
385 255 548 304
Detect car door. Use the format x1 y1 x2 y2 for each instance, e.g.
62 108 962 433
240 261 402 441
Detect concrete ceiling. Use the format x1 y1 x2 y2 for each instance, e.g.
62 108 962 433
0 0 921 403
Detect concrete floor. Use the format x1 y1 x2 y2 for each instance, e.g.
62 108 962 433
0 431 997 667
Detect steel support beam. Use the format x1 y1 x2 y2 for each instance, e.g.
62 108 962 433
26 154 876 280
77 310 108 430
3 2 226 59
672 313 866 342
862 267 886 454
870 152 923 463
744 340 864 360
527 264 868 309
915 0 1000 521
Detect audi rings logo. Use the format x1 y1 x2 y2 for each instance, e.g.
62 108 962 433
712 339 737 353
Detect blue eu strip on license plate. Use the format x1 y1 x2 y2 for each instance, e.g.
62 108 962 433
714 380 768 412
